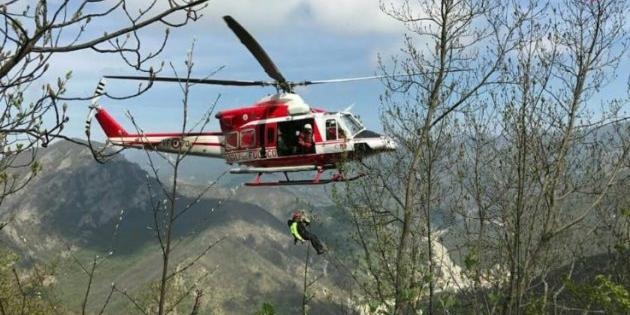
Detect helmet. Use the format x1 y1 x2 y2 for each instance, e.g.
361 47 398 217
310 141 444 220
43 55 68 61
304 123 312 130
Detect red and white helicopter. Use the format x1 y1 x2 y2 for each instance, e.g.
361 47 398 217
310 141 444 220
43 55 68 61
89 16 397 186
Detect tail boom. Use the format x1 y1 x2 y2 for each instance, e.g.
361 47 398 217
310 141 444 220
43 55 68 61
94 108 224 158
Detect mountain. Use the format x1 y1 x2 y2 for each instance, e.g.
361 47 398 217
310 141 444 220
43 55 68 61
0 141 356 314
122 149 245 187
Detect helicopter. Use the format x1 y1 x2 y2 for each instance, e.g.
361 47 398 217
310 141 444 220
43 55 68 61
89 16 397 186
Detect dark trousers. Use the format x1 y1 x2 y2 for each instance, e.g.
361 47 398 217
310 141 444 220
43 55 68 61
301 230 325 253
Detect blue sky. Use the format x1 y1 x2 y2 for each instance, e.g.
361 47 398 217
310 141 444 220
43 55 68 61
41 0 629 142
45 0 407 140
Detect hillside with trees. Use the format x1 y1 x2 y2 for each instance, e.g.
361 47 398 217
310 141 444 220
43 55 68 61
1 0 628 314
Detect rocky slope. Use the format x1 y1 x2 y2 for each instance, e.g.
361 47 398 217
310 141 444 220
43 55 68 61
0 141 356 314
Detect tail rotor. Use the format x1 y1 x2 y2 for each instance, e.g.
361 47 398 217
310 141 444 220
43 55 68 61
90 78 106 109
85 78 124 163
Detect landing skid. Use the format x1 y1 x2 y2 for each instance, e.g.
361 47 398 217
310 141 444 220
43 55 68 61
245 169 365 187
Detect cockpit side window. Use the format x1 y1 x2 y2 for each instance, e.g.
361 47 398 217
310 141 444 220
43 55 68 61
325 119 337 140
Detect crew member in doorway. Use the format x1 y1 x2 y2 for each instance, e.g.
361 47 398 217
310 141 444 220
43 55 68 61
326 120 337 140
297 123 314 154
288 210 326 255
277 129 291 155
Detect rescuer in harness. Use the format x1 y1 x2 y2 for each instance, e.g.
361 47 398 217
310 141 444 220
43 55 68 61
288 210 326 255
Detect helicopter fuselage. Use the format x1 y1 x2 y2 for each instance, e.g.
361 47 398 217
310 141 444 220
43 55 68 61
95 93 396 173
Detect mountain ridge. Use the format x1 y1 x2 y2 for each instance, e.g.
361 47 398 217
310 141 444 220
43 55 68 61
0 140 355 314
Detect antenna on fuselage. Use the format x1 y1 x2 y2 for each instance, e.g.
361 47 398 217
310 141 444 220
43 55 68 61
342 103 355 113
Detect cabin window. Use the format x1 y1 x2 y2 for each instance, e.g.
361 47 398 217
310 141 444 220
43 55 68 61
240 128 256 148
225 131 238 149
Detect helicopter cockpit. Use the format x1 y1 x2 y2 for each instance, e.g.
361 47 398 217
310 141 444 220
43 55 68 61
326 113 365 140
340 113 365 136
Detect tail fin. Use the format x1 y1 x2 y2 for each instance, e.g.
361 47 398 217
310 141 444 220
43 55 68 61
95 108 129 137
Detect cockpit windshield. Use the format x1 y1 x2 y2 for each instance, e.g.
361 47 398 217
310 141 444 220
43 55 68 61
341 114 364 136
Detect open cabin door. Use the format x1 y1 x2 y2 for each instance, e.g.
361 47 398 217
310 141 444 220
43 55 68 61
276 118 315 156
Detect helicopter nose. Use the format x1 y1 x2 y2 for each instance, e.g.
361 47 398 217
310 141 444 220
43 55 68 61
384 136 397 151
354 130 397 152
375 135 396 151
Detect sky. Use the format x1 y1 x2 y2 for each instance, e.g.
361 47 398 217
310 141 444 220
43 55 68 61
43 0 408 140
36 0 630 142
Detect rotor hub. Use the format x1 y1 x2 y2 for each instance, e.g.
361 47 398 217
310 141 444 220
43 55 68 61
258 93 310 115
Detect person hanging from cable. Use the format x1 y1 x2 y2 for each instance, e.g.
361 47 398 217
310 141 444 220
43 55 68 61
288 210 326 255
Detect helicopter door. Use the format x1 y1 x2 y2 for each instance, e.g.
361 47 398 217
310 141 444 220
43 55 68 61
265 124 276 158
325 119 338 140
258 124 266 158
323 118 347 154
277 119 315 156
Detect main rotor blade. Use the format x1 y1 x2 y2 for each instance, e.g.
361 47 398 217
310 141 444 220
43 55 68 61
222 16 288 87
292 74 419 87
294 75 389 87
104 75 274 87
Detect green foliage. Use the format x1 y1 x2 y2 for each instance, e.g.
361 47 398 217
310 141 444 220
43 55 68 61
31 160 42 175
463 249 479 272
523 295 545 315
488 291 502 306
133 277 185 314
462 248 480 283
437 292 457 312
0 247 61 314
130 265 207 314
564 274 630 314
400 287 415 301
367 300 380 313
256 302 276 315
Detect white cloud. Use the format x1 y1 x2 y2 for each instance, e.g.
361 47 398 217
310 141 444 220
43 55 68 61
202 0 305 30
56 0 409 36
198 0 404 34
304 0 403 34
